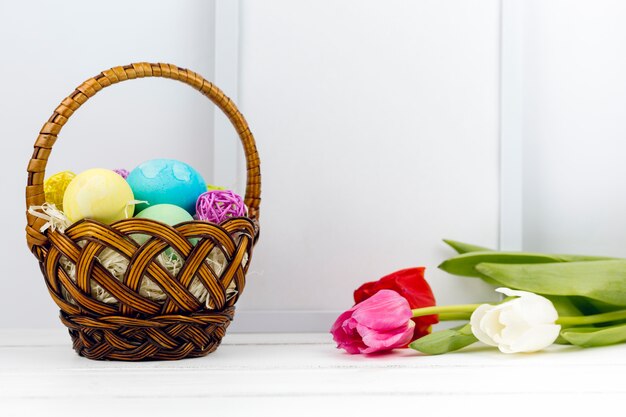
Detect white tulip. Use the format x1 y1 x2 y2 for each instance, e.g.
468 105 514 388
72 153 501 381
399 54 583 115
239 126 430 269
470 288 561 353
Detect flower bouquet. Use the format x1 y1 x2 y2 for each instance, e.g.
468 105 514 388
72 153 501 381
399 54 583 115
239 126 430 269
331 239 626 355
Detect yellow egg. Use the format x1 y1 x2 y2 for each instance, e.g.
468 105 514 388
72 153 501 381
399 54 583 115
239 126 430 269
63 168 135 224
44 171 76 211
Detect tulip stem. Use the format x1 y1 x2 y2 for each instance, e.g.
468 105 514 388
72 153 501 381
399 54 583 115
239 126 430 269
413 304 626 325
412 304 481 318
437 312 473 321
557 309 626 326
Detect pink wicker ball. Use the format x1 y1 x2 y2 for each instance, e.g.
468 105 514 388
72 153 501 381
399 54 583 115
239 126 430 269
196 190 247 223
113 168 130 179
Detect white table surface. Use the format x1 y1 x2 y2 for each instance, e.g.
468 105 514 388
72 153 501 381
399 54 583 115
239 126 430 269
1 329 624 417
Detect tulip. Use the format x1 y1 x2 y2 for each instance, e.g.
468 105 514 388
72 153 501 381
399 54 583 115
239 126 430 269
470 288 561 353
331 289 415 354
410 287 626 355
354 267 438 342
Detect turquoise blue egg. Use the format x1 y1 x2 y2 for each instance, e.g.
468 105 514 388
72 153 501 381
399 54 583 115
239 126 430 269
126 159 206 214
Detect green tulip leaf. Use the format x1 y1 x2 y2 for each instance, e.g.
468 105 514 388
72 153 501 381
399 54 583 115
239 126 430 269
476 260 626 306
581 298 626 314
443 239 494 254
560 323 626 347
438 252 567 287
409 324 477 355
552 296 624 317
553 254 617 262
546 295 585 316
545 296 586 345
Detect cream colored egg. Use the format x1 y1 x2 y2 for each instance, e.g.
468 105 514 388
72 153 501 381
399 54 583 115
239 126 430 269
63 168 135 224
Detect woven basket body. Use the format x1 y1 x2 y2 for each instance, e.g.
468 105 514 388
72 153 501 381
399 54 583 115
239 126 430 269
25 63 261 361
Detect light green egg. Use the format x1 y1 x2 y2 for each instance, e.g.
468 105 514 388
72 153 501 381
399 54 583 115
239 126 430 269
135 204 193 225
133 204 194 248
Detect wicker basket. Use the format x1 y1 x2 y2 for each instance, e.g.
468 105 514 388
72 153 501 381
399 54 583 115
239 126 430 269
25 63 261 361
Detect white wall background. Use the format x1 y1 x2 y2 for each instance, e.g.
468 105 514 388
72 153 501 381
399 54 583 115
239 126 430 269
1 0 502 331
522 0 626 257
235 0 501 330
0 0 222 328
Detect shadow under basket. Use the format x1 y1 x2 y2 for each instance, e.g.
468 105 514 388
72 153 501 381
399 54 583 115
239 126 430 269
25 63 261 361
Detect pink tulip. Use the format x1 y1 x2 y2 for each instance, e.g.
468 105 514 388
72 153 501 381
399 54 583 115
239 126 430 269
330 289 415 354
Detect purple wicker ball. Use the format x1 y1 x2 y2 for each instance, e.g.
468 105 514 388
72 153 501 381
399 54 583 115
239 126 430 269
113 168 130 179
196 190 246 223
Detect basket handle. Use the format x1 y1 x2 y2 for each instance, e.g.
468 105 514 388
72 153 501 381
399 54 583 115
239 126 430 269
25 63 261 254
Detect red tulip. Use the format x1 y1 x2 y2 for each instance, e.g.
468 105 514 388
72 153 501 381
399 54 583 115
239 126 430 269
331 290 415 354
354 267 438 342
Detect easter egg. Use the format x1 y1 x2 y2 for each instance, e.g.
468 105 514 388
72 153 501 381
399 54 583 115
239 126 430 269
126 159 206 214
133 204 194 246
135 204 193 226
63 168 135 224
44 171 76 211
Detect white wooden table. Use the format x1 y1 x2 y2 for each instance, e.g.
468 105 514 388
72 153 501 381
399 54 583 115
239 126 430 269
1 329 624 417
